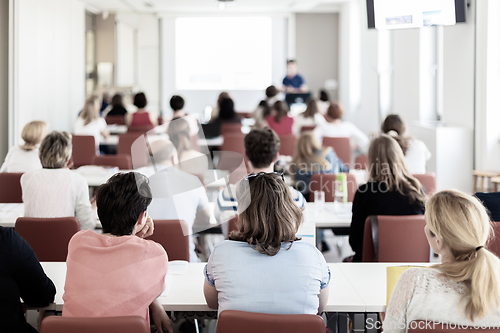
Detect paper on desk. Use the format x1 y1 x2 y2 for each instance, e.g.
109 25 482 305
0 211 13 219
168 260 189 275
161 275 173 297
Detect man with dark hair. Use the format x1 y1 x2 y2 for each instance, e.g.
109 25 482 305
214 128 305 232
62 172 172 333
282 59 308 93
169 95 185 112
168 94 199 136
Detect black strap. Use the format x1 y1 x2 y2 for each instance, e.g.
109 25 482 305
370 215 379 262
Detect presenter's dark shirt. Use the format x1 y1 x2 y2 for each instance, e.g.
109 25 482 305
0 227 56 333
283 74 305 89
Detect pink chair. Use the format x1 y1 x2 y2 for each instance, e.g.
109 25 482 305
322 137 351 168
300 125 316 133
127 125 154 133
309 173 358 202
354 155 368 170
221 123 242 135
40 316 149 333
488 222 500 259
278 134 297 157
362 215 429 262
0 172 23 203
146 219 190 261
413 173 437 195
71 135 96 169
117 133 148 168
93 154 132 170
104 115 126 125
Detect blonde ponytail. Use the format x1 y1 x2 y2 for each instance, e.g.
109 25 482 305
426 190 500 321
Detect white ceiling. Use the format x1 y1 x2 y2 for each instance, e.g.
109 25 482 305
81 0 348 14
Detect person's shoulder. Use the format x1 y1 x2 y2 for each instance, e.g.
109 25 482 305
212 240 249 257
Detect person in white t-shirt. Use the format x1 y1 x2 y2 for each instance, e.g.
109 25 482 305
292 98 326 135
144 138 211 262
381 114 431 174
314 101 369 153
169 95 199 137
74 96 110 152
0 121 47 173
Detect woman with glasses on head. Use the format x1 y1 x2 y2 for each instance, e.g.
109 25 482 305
204 172 330 316
383 190 500 333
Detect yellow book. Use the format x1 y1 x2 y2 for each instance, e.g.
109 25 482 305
386 266 424 306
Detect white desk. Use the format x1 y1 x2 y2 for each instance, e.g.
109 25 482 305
106 125 127 135
101 134 224 149
0 203 24 228
305 203 352 229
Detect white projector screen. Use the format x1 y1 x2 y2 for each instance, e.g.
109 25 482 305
175 17 272 90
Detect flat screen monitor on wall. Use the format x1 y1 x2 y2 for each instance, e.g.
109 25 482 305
367 0 467 30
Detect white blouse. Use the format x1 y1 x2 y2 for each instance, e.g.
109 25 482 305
74 117 107 147
404 139 431 174
21 168 96 230
314 121 370 152
0 146 42 173
292 113 326 136
384 267 500 333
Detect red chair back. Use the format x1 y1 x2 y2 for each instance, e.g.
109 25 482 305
323 137 351 168
309 173 358 202
413 173 437 195
408 321 500 333
128 125 154 133
279 134 297 157
71 135 96 169
362 215 429 262
221 132 246 156
40 316 149 333
0 172 23 203
488 222 500 258
354 155 368 170
15 217 80 262
300 125 316 133
227 215 238 238
216 310 325 333
117 133 149 168
221 123 242 135
93 154 132 170
104 115 126 125
146 219 190 261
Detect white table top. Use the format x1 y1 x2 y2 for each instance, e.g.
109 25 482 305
106 125 128 135
101 134 224 149
40 262 368 313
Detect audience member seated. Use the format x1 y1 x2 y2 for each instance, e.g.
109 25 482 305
105 93 128 116
213 97 242 125
99 92 110 116
292 98 326 135
291 131 348 200
127 92 157 127
204 173 330 316
314 101 369 153
0 226 56 333
62 172 172 333
349 134 425 262
474 191 500 222
317 89 330 115
146 139 211 262
74 96 110 150
381 114 431 174
167 118 209 176
169 95 199 136
0 120 47 173
265 101 294 135
21 131 96 230
383 190 500 333
210 91 231 123
253 85 279 129
215 128 305 235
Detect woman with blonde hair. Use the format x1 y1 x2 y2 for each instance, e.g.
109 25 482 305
204 172 330 316
348 134 425 262
291 131 348 199
384 190 500 332
292 99 326 135
1 121 47 173
74 96 109 151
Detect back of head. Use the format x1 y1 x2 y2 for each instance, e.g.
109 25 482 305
219 98 236 120
217 92 230 107
381 114 410 155
167 118 192 157
111 94 123 108
326 102 344 121
80 96 100 126
292 132 330 172
231 172 303 256
244 128 280 169
265 85 278 98
302 98 319 118
426 190 500 320
134 92 148 109
368 134 425 204
273 100 289 123
170 95 185 111
21 121 47 151
319 90 330 102
95 172 152 236
39 131 72 169
149 138 176 165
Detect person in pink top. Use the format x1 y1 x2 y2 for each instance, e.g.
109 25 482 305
127 92 158 127
265 100 294 135
62 172 172 333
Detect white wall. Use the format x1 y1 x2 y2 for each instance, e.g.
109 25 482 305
10 0 85 145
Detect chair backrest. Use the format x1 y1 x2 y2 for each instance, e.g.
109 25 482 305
227 215 239 238
127 125 154 133
413 173 437 196
309 173 358 202
104 115 126 125
216 310 326 333
221 132 246 156
146 219 190 261
488 222 500 258
354 155 368 170
0 172 23 203
71 135 96 169
362 215 429 262
279 134 297 157
15 217 80 262
300 125 316 133
408 321 500 333
220 123 242 135
322 137 351 168
117 133 148 168
40 316 149 333
93 154 132 170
